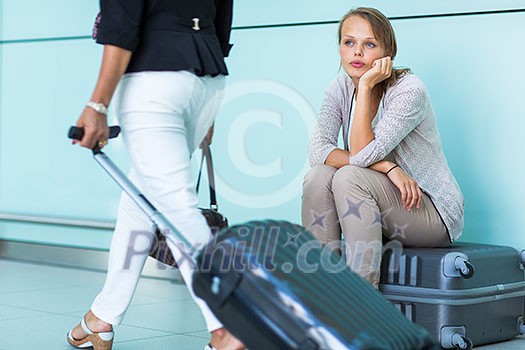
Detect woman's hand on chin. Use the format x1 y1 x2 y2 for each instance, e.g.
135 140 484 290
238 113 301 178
359 56 392 90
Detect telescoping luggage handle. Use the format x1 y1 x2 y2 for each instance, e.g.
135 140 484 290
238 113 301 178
68 126 197 267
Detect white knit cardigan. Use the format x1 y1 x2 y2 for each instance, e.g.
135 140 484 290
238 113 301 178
309 73 464 241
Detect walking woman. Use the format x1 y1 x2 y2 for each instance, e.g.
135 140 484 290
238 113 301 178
67 1 244 349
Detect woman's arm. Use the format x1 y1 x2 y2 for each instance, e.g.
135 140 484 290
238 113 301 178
214 0 234 57
349 86 375 156
324 152 422 209
324 148 350 168
349 75 428 167
326 57 392 167
368 159 395 174
350 57 392 156
370 160 422 210
326 149 394 172
74 45 132 149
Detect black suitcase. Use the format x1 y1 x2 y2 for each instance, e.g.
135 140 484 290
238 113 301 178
192 221 438 349
69 126 438 350
380 243 525 349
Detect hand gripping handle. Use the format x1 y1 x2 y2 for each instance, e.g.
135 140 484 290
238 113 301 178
68 126 121 143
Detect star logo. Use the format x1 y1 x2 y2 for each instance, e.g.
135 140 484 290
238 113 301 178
367 208 393 230
284 231 300 248
310 211 328 229
390 223 409 240
341 198 365 221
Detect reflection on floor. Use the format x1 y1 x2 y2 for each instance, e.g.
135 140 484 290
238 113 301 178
0 259 523 349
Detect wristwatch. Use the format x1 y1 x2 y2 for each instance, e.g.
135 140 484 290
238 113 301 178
86 101 108 116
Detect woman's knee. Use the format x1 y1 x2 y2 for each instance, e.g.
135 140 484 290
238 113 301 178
331 165 367 193
303 164 337 193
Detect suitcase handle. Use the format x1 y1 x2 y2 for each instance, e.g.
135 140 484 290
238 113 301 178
67 125 197 267
68 126 121 153
68 125 121 141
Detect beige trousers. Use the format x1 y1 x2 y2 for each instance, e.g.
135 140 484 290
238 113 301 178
301 165 450 287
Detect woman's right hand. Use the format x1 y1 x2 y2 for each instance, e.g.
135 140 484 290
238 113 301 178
359 56 392 91
73 106 109 149
386 167 422 210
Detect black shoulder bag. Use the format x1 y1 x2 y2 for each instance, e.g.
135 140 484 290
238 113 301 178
149 140 228 267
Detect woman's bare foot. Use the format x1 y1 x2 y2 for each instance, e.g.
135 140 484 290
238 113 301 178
209 327 245 350
70 310 113 340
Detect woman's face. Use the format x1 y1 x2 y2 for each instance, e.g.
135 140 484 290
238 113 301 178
339 15 385 80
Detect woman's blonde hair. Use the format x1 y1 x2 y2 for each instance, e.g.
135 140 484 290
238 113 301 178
338 7 410 94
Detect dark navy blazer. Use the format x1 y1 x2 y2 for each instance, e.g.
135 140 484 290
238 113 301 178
96 0 233 76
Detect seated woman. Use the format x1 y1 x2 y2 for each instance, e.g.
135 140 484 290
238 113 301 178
302 7 464 288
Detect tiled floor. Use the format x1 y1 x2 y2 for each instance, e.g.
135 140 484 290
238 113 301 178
0 259 211 350
0 258 524 350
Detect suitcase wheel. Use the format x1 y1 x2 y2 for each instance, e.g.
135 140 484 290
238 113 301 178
444 253 475 279
458 260 475 279
441 326 472 350
454 257 475 279
451 334 473 350
519 317 525 335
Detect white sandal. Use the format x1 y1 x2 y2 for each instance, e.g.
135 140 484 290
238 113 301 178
67 317 114 350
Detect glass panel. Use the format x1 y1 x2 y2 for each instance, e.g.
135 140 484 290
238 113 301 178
1 2 523 249
232 0 525 27
2 0 96 40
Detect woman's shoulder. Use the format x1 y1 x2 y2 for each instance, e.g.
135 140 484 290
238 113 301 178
392 72 426 91
386 73 429 101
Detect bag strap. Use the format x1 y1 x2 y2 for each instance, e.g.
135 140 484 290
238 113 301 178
196 140 219 210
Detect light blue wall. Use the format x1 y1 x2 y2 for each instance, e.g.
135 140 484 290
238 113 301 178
2 0 96 40
0 1 524 250
0 0 116 248
232 0 525 26
0 0 3 238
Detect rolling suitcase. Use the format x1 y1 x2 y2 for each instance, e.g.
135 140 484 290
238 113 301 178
69 126 438 350
380 243 525 349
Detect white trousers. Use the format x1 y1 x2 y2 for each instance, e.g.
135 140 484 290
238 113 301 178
91 71 225 332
